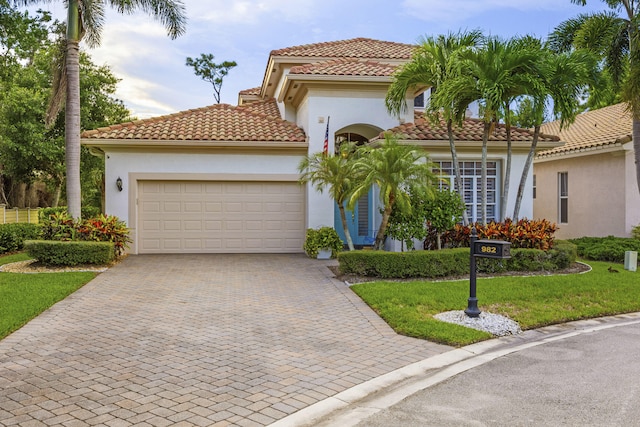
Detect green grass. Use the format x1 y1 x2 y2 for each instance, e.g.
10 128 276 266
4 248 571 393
351 260 639 347
0 253 97 340
0 252 32 266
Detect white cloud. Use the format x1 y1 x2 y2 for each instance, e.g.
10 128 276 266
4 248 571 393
114 75 176 119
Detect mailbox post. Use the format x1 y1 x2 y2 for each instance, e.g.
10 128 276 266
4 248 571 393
465 228 480 317
465 228 511 318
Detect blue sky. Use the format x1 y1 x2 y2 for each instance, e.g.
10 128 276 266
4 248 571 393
33 0 606 119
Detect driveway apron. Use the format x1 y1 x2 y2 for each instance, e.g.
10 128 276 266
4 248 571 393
0 254 450 426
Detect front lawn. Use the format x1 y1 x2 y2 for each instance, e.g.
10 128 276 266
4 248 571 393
0 254 97 340
351 260 639 346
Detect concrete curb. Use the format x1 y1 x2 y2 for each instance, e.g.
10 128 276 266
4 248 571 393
272 312 640 427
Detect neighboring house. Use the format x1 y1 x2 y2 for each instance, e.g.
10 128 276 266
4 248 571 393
534 103 640 239
82 38 560 254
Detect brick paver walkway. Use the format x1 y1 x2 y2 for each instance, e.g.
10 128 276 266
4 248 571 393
0 254 450 426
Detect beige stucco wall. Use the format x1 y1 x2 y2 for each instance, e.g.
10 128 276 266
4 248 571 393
534 151 628 239
624 142 640 233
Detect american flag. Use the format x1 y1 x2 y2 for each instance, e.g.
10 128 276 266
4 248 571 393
323 116 330 155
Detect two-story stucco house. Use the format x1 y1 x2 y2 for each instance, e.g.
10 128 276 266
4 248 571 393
82 38 560 254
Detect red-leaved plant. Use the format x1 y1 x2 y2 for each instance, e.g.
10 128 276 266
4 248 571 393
424 218 558 251
77 214 132 257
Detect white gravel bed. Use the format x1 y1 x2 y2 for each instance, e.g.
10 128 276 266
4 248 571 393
434 310 522 336
0 259 109 273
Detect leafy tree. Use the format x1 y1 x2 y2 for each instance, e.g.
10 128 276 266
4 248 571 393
350 133 437 250
549 0 640 198
424 188 466 250
298 143 360 251
10 0 186 219
385 187 430 251
0 8 131 208
386 30 483 226
186 53 237 104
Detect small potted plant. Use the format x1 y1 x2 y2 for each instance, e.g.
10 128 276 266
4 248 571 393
303 226 343 259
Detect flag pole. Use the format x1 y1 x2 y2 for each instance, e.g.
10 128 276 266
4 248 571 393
323 116 330 155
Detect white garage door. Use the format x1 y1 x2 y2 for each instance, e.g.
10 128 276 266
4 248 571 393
138 181 305 253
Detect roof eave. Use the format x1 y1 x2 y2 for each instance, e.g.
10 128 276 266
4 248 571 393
534 142 624 163
278 74 392 103
81 138 309 150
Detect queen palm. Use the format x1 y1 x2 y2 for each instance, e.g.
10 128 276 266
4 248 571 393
10 0 186 219
350 133 437 250
385 30 483 226
298 143 360 251
435 37 537 224
512 44 596 219
550 0 640 197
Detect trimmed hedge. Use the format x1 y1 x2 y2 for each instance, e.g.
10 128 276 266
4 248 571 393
569 236 640 263
338 241 577 279
0 223 42 254
24 240 114 266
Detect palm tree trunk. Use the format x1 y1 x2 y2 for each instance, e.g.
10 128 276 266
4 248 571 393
513 125 540 220
65 2 82 219
501 121 512 222
375 202 393 250
634 117 640 195
338 203 355 251
481 121 490 225
447 120 469 226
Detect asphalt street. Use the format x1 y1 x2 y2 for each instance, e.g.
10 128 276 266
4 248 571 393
355 321 640 427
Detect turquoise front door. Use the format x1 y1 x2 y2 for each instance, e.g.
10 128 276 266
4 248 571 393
334 191 375 247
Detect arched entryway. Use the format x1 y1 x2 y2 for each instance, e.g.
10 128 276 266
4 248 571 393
333 123 383 247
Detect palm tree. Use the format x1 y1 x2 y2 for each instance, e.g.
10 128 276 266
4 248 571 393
434 37 538 224
385 30 483 226
512 46 596 219
350 133 437 250
550 0 640 198
11 0 186 219
298 143 360 251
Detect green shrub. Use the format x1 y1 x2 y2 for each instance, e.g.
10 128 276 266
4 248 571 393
569 236 640 263
24 240 114 266
40 212 131 257
39 206 101 221
0 223 42 254
41 211 77 241
632 225 640 239
338 242 576 279
303 227 343 258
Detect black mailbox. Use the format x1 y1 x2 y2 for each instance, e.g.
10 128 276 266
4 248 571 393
473 239 511 259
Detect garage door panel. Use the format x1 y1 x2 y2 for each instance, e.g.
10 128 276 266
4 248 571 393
163 183 182 193
138 180 305 253
163 202 181 213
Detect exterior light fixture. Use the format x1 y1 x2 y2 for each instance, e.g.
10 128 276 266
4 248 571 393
116 177 123 192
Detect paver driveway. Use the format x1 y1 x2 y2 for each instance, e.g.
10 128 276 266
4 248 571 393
0 254 450 426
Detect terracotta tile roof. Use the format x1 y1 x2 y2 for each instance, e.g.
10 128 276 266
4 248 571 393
270 37 415 60
289 58 398 77
382 112 560 143
238 87 261 95
537 103 632 158
81 103 305 142
237 98 281 119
